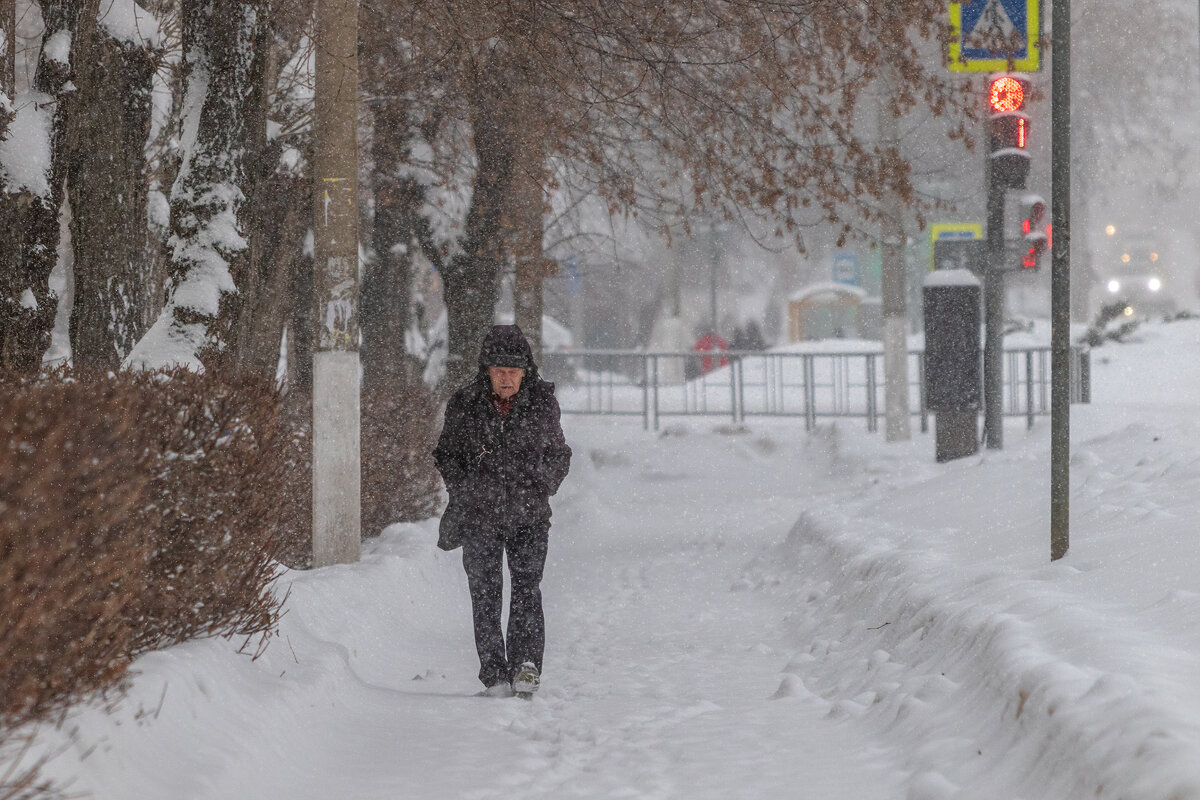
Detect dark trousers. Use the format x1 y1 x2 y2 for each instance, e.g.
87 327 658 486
461 526 549 687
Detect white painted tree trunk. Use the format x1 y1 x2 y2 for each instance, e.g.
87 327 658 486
879 64 911 443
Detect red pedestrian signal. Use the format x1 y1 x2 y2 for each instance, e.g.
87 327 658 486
1019 194 1048 269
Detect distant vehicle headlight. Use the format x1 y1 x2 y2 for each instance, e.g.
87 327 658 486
1107 279 1121 293
1148 277 1162 292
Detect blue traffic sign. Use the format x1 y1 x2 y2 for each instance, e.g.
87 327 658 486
832 252 859 286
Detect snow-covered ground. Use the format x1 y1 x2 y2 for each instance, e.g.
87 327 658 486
25 317 1200 799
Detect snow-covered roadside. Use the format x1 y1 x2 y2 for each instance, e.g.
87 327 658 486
23 317 1200 800
749 318 1200 800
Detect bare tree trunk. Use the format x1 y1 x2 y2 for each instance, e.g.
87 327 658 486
510 141 553 365
0 0 13 96
439 92 515 394
124 0 269 372
0 0 98 374
361 97 418 390
288 240 315 395
225 39 295 379
68 26 158 370
879 65 911 442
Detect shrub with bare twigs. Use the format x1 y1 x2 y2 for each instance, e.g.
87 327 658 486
361 381 442 538
0 369 295 796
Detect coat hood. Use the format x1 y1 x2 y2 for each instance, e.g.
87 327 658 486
478 324 536 373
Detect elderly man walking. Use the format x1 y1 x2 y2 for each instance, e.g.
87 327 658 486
433 324 572 697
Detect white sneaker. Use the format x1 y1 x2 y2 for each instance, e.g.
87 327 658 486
511 662 540 695
478 682 514 698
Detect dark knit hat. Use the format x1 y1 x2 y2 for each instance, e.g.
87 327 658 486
478 324 534 370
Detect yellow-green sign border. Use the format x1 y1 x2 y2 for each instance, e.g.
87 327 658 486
948 0 1040 73
930 222 984 271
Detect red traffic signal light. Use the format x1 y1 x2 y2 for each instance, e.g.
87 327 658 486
988 76 1026 113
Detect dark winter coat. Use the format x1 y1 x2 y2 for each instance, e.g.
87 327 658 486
433 326 572 551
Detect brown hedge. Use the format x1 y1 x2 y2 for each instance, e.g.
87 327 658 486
0 367 443 800
361 382 442 537
0 369 291 731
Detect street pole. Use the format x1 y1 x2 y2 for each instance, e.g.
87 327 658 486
311 0 360 567
983 165 1005 449
880 64 911 442
1050 0 1071 561
709 227 720 336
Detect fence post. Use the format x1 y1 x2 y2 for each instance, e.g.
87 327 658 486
804 354 816 431
1079 348 1091 403
917 352 928 434
772 353 781 414
585 354 594 413
1026 350 1035 430
738 357 746 422
641 353 649 431
866 354 878 432
652 355 660 432
729 355 738 423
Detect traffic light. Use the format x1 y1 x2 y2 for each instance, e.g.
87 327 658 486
1019 194 1048 269
987 74 1031 190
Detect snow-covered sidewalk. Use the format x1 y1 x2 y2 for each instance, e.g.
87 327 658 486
29 318 1200 800
34 415 915 798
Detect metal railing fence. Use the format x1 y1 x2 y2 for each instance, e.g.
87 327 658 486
541 347 1090 432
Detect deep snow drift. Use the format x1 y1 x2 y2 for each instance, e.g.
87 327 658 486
23 317 1200 800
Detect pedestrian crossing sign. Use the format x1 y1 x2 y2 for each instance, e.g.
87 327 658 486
948 0 1040 73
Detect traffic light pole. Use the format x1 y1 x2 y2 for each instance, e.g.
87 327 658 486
1050 0 1071 561
983 166 1005 450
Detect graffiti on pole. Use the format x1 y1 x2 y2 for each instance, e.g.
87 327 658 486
318 255 358 350
315 174 359 352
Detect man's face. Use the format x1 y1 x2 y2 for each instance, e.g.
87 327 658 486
488 366 525 399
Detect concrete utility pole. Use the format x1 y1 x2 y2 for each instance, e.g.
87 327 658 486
311 0 360 567
879 65 911 442
1050 0 1071 561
